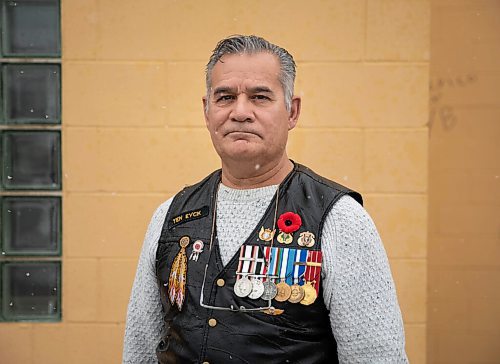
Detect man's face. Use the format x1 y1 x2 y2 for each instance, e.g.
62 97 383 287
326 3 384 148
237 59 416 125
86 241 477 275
203 52 299 165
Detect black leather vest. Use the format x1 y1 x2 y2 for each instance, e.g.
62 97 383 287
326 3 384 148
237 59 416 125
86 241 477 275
155 163 362 364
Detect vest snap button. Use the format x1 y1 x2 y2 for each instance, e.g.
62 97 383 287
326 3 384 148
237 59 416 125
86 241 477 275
216 278 225 287
208 318 217 327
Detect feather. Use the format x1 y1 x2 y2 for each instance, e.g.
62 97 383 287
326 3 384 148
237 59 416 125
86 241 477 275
176 250 187 310
168 252 181 306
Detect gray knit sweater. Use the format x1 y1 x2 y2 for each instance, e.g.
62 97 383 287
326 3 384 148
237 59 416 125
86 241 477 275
123 184 408 363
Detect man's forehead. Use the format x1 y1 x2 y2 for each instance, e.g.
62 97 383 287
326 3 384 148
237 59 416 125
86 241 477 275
210 53 281 90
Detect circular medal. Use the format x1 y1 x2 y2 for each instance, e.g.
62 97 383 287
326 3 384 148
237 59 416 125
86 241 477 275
288 284 305 303
248 279 265 299
275 282 292 302
234 276 253 298
300 282 318 306
261 281 278 300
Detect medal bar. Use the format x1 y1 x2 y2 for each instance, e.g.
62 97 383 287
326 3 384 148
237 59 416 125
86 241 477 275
293 261 322 267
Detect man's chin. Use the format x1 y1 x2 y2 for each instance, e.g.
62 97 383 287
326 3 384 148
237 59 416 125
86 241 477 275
218 145 261 162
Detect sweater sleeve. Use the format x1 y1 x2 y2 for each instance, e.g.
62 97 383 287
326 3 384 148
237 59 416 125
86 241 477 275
122 198 173 364
321 195 408 363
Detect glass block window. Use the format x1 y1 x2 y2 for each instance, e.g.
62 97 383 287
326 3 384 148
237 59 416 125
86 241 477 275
1 130 61 190
1 196 61 255
1 0 61 57
0 0 61 322
1 261 60 321
2 63 61 124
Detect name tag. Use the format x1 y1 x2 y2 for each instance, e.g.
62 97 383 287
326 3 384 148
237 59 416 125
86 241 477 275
170 206 209 228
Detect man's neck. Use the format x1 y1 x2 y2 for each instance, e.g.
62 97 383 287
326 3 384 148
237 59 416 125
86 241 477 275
220 156 294 189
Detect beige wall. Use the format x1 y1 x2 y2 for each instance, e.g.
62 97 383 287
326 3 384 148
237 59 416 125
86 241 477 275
428 0 500 362
0 1 430 362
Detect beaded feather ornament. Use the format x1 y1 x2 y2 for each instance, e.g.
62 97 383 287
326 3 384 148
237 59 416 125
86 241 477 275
168 236 190 310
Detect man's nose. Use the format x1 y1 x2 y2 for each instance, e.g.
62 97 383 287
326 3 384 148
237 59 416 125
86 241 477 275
230 96 253 122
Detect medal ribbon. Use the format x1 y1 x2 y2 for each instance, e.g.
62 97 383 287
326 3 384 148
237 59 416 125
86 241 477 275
278 248 289 281
236 246 245 281
239 245 253 277
294 249 308 285
285 248 297 285
304 250 323 294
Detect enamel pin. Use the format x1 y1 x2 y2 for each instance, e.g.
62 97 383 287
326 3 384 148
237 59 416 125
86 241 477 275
297 231 316 248
259 227 275 241
277 212 302 245
189 240 204 261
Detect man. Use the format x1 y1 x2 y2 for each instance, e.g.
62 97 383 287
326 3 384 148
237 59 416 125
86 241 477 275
123 35 408 363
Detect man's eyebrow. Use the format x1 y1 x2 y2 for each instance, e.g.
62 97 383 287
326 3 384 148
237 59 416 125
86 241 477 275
212 86 274 96
213 87 235 96
248 86 273 94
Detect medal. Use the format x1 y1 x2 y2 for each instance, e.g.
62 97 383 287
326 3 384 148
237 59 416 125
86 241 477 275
297 231 316 247
275 282 292 302
259 227 275 241
189 240 204 261
248 278 265 299
288 284 305 303
300 281 318 305
168 236 190 310
261 280 278 300
234 276 253 297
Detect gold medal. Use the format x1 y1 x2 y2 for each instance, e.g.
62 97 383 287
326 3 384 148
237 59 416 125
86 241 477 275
258 227 275 241
300 282 317 306
288 284 305 303
275 282 292 302
277 232 293 244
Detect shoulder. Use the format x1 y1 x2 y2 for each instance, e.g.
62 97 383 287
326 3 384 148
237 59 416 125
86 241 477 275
296 164 363 204
329 194 371 224
323 194 382 261
142 197 174 258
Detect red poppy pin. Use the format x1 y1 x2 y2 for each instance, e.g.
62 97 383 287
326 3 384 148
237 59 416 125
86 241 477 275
277 212 302 244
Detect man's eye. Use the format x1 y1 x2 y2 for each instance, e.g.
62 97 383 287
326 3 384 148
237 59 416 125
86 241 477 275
252 95 271 101
215 95 234 102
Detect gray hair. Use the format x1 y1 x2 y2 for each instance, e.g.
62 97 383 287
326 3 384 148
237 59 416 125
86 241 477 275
205 35 296 111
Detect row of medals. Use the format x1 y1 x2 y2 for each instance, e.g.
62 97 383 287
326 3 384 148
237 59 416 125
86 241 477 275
233 274 317 306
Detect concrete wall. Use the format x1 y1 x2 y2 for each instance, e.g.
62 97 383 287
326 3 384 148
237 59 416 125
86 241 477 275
428 0 500 362
0 1 430 362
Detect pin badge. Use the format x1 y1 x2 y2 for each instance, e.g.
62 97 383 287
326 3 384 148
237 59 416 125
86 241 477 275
277 212 302 245
189 240 204 261
259 227 275 241
277 232 293 244
297 231 316 248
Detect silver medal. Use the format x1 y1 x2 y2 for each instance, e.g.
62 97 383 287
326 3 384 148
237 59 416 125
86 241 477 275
234 276 253 297
248 278 265 299
261 281 278 300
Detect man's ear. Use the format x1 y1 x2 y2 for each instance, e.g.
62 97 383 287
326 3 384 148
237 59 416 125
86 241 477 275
288 96 301 130
202 96 209 127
